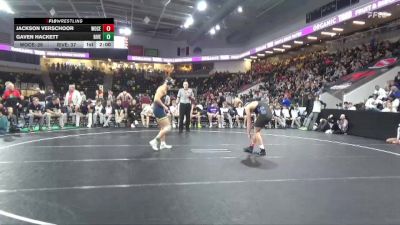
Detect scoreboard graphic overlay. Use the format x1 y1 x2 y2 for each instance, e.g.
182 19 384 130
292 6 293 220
14 18 114 49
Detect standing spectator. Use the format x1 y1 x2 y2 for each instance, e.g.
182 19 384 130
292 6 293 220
117 90 133 110
64 84 82 127
2 82 23 132
27 97 45 131
301 95 326 131
177 81 194 132
45 96 64 129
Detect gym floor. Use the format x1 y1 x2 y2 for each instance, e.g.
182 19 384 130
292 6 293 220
0 128 399 225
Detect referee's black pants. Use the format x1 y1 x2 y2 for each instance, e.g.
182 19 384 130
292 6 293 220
179 103 191 131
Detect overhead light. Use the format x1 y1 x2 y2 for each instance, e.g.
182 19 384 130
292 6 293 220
273 48 285 52
119 27 132 36
332 27 343 32
265 50 273 54
353 20 365 25
257 53 265 57
321 31 336 37
197 0 207 11
0 0 14 14
250 56 257 59
209 27 216 35
237 6 243 13
144 16 151 24
282 44 291 48
307 36 318 40
184 16 194 28
215 24 220 31
244 58 252 61
294 40 303 45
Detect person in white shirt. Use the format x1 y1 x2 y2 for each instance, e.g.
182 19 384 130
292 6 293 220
93 100 104 126
301 95 326 131
141 104 153 128
373 85 387 100
382 101 395 112
391 97 399 113
273 104 285 128
281 105 291 127
365 95 379 111
64 84 82 127
219 102 233 128
234 101 245 128
348 102 356 111
103 100 114 127
290 104 301 128
169 99 179 128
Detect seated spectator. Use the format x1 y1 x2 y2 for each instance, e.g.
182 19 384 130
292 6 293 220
140 104 153 128
374 85 387 100
281 105 291 127
0 104 8 134
127 99 140 128
334 114 349 134
347 102 357 110
96 85 104 101
169 99 179 128
365 95 380 111
273 104 285 128
93 100 104 126
290 104 301 128
64 84 82 127
45 96 64 129
207 102 220 128
394 71 400 89
27 97 45 131
219 102 233 128
103 100 114 128
114 99 125 127
234 101 245 128
81 99 94 128
382 100 396 112
191 104 202 129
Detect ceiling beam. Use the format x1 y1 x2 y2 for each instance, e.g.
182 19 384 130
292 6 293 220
99 0 107 18
32 0 52 17
67 0 81 18
153 0 171 37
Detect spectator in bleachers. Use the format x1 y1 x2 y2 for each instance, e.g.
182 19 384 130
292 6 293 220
114 99 125 127
234 101 245 128
0 104 8 134
290 104 301 128
27 97 45 131
140 104 153 128
103 100 114 128
169 99 179 128
273 104 285 129
191 104 202 129
64 84 82 127
365 95 380 111
127 99 140 128
93 99 104 127
334 114 349 134
394 71 400 88
117 90 133 110
2 82 23 132
96 85 104 101
45 96 64 129
374 85 387 100
301 95 326 131
207 102 220 128
220 102 233 128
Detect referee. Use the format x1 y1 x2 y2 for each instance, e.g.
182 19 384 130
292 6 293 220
177 81 194 133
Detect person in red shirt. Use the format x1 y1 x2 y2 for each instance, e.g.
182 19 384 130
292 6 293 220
2 82 23 132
